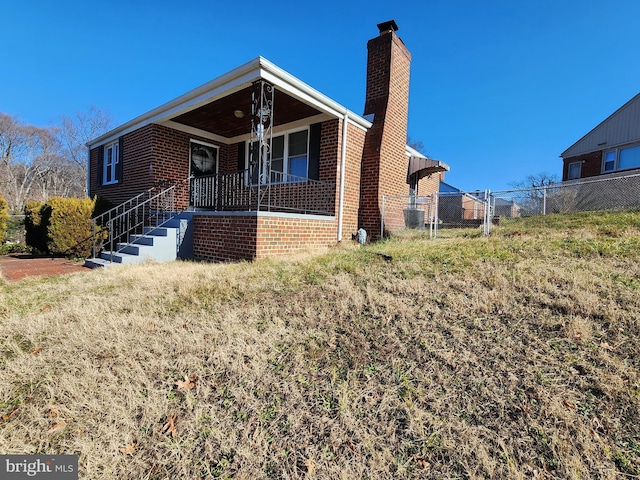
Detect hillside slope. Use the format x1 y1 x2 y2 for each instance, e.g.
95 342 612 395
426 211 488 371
1 211 639 479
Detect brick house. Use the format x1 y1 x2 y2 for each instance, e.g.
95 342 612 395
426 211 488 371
86 21 448 263
561 92 640 181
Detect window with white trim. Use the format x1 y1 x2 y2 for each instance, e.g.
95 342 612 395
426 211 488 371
103 141 119 185
567 161 581 180
248 127 309 184
602 144 640 173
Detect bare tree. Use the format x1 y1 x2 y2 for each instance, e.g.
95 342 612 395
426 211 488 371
407 136 428 156
57 106 114 195
510 172 558 190
509 172 559 216
0 114 60 212
0 108 115 212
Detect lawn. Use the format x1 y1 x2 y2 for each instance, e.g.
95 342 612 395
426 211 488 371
1 210 639 479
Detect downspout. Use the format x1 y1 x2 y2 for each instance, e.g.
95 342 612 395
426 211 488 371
337 111 348 242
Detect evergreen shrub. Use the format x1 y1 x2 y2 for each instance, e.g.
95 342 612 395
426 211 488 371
24 198 96 258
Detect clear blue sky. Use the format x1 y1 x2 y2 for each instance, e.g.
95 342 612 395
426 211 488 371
2 0 639 192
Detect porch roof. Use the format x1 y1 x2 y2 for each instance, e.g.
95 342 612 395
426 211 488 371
406 145 450 182
88 57 372 148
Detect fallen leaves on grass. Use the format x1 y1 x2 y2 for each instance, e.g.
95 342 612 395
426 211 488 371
47 421 67 434
600 342 615 352
176 374 197 391
161 415 177 437
119 443 137 455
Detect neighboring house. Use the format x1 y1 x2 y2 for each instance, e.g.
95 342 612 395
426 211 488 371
561 92 640 181
493 197 520 218
438 181 520 225
438 181 487 222
86 21 448 263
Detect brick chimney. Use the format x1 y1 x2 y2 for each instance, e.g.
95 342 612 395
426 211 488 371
359 20 412 240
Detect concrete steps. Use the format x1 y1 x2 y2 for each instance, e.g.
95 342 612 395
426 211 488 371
84 225 179 268
84 212 194 269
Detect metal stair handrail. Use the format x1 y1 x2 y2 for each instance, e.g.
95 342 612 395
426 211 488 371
91 177 192 262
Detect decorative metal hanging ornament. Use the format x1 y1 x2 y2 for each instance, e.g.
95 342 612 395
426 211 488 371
250 80 274 184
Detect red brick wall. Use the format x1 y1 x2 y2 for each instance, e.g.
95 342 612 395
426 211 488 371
192 213 337 262
89 124 229 207
89 124 155 205
417 174 440 198
342 122 366 238
562 151 602 180
255 215 337 257
192 214 258 261
360 28 412 240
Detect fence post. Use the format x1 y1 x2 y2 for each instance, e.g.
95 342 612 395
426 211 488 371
432 193 439 239
482 190 487 235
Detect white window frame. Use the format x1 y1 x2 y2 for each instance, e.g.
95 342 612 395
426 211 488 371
602 143 640 173
246 126 309 185
567 161 581 180
103 141 119 185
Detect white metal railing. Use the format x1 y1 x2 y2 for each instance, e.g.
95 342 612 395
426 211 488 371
91 177 191 262
190 170 336 216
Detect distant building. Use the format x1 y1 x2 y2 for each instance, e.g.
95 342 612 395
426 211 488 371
561 93 640 181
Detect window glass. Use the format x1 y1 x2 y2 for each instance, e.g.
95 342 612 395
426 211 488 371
568 162 581 180
603 151 616 171
618 145 640 170
288 130 308 179
289 156 307 179
289 130 308 156
103 142 119 184
247 129 309 184
271 136 284 174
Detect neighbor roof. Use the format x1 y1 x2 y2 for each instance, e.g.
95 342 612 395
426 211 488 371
561 92 640 158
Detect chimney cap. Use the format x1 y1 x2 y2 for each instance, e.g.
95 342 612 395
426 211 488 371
377 20 398 34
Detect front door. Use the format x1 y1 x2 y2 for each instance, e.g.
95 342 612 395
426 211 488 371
190 140 219 208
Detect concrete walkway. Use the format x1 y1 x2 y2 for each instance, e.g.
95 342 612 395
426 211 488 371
0 254 90 283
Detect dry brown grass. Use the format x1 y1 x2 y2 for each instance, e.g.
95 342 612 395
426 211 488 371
1 210 640 479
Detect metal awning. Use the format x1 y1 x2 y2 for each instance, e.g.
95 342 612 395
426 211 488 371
407 156 450 183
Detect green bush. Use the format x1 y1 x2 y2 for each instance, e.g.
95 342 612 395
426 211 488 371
24 198 96 258
0 243 31 255
44 197 96 258
93 196 114 218
0 195 8 244
24 201 47 254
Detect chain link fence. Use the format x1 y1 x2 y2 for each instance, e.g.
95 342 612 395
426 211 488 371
382 172 640 237
380 195 438 238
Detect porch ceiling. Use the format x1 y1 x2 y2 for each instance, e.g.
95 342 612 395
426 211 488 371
170 86 322 138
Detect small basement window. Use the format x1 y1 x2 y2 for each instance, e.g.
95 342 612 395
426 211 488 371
567 161 581 180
